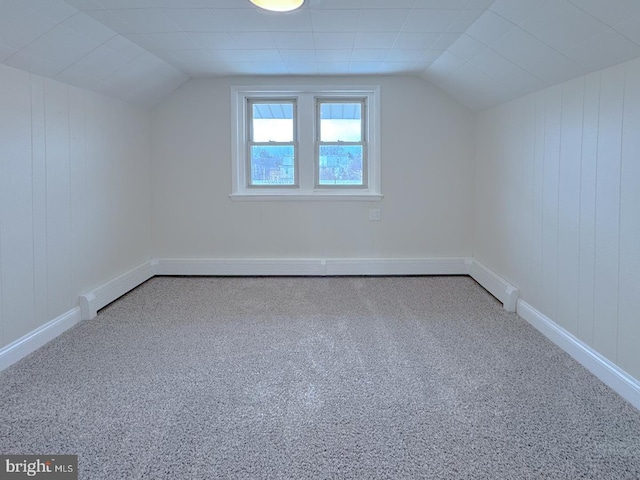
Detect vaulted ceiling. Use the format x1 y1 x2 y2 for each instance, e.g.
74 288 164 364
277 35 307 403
2 0 640 110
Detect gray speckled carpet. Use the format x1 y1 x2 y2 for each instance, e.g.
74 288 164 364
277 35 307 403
1 276 640 479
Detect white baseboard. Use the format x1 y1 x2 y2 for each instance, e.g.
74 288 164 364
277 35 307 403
324 257 470 275
153 258 325 276
0 307 81 371
152 257 471 277
518 299 640 411
79 260 155 320
468 259 519 312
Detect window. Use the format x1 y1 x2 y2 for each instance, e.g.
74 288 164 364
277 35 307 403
317 99 366 188
248 99 297 187
231 86 381 200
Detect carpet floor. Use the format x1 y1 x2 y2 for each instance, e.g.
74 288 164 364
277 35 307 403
1 276 639 479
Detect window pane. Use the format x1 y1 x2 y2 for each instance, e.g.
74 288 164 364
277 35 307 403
252 103 294 142
320 102 362 142
318 145 363 186
250 145 295 185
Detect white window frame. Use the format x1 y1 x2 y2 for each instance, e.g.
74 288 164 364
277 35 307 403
246 97 298 188
315 97 368 189
231 85 381 201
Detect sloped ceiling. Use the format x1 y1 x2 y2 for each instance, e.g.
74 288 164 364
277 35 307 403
1 0 640 110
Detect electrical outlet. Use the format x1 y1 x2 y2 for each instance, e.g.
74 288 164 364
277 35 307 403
369 208 381 221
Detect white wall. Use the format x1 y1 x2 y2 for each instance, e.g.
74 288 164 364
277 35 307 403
474 57 640 381
151 75 475 259
0 63 151 350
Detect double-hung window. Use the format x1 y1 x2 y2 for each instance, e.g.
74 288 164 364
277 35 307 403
247 99 297 187
232 86 381 200
316 99 367 188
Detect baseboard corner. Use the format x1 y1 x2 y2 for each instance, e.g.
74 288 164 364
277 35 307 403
79 260 155 320
468 259 519 312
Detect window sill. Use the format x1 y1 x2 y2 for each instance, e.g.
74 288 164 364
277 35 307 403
229 192 383 202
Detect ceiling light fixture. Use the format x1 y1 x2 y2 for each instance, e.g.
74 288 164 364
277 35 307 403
249 0 305 13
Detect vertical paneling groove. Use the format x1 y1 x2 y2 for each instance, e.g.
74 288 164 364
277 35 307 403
29 74 35 332
555 87 564 328
518 97 536 298
531 91 545 308
67 85 73 308
31 75 48 333
541 86 561 320
616 65 626 360
578 72 600 347
70 89 88 299
42 77 51 324
84 94 97 286
45 80 72 319
593 64 625 362
557 78 584 336
505 99 532 290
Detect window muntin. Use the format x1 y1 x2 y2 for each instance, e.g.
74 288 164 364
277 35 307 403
316 99 366 187
247 99 297 187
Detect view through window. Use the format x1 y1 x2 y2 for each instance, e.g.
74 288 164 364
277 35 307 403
317 100 365 187
249 100 296 186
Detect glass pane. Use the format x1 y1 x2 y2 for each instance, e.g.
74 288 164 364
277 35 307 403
318 145 363 186
250 145 295 186
252 103 294 142
320 102 362 142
